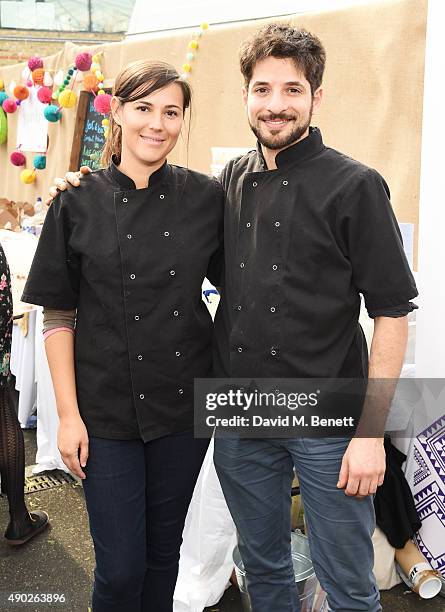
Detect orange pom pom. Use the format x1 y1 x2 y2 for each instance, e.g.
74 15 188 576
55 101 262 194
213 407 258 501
14 85 29 100
83 74 98 91
32 68 45 85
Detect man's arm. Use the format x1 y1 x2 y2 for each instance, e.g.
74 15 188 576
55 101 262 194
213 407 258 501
337 315 408 497
46 166 92 203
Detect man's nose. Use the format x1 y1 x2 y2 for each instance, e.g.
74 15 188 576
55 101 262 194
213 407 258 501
266 91 288 115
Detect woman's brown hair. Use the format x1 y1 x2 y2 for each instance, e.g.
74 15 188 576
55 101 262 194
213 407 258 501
101 60 192 166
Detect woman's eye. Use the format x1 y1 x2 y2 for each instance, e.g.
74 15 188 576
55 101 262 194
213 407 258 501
166 110 179 118
136 106 148 111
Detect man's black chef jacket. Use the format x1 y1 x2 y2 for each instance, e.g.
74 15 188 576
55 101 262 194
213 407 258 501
213 127 418 379
23 161 224 442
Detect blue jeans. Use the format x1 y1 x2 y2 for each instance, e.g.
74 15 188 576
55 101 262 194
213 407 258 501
214 437 381 612
82 432 209 612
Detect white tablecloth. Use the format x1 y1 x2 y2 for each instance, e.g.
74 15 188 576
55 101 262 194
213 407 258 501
11 309 37 428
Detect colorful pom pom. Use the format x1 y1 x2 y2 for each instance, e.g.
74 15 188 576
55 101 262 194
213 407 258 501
44 104 62 122
75 52 92 72
13 85 29 100
189 40 199 50
33 154 47 170
182 63 192 73
32 68 45 85
58 89 77 108
186 52 194 61
0 79 4 91
200 22 209 30
0 91 8 105
93 93 112 115
0 107 7 145
10 151 26 166
2 98 17 113
28 56 43 71
43 72 53 87
83 74 98 91
92 54 100 63
101 118 109 126
20 169 36 184
37 86 53 104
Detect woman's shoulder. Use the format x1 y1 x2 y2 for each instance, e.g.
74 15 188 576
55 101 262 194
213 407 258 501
55 168 113 208
170 165 222 195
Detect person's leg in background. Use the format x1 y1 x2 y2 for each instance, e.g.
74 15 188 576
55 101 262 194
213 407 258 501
0 386 48 544
142 430 209 612
214 437 300 612
289 437 381 612
82 437 147 612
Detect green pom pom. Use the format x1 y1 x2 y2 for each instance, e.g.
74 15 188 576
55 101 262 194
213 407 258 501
63 79 69 85
68 68 74 75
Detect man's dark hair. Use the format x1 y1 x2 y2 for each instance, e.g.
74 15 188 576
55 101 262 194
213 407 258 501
239 23 326 94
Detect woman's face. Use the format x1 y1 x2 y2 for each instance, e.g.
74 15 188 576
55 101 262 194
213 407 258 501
113 82 185 169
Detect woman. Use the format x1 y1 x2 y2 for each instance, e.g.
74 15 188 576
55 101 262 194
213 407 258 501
22 60 223 612
0 244 49 545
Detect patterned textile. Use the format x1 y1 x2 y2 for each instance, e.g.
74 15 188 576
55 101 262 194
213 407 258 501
0 244 13 386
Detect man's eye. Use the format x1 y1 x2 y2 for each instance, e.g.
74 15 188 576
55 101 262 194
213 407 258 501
288 88 301 94
255 88 268 94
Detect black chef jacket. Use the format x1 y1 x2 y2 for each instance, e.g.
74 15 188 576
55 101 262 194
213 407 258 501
22 161 224 442
213 127 418 379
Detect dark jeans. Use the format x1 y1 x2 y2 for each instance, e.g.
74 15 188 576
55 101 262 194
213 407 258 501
82 431 209 612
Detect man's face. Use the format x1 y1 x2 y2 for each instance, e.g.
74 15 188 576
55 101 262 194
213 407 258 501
243 56 322 152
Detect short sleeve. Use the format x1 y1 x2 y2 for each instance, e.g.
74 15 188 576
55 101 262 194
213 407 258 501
21 194 80 309
338 168 418 315
206 178 225 287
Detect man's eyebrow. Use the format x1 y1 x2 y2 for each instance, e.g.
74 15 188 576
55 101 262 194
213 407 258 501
251 80 306 88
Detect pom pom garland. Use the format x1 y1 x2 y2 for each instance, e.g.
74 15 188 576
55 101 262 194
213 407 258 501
32 68 45 85
13 85 29 100
44 104 62 122
33 154 47 170
59 89 77 108
2 98 17 113
28 56 43 71
37 86 53 104
20 169 36 184
10 151 26 166
75 52 92 72
94 93 112 115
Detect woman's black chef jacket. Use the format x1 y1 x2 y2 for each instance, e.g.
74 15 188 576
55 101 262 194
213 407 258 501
213 127 418 379
22 161 224 442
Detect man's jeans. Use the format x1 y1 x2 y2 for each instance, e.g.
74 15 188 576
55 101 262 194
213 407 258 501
214 436 382 612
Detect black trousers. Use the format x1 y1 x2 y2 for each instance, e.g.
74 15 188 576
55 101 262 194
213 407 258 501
82 430 209 612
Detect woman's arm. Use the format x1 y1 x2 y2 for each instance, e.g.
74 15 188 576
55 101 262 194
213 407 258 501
45 330 89 479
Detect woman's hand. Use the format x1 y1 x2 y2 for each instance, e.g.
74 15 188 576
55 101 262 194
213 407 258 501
46 166 92 204
58 415 89 479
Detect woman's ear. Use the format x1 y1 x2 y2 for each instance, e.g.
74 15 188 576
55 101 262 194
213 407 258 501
110 96 122 126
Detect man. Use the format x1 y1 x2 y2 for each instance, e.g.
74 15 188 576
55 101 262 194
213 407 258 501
212 24 417 612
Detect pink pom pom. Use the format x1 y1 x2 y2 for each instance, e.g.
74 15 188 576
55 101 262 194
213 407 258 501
2 98 17 113
37 86 53 104
28 56 43 71
10 151 26 166
94 93 112 115
27 79 33 87
75 52 92 72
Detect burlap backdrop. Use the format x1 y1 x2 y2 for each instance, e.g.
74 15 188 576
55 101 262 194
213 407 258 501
0 0 426 264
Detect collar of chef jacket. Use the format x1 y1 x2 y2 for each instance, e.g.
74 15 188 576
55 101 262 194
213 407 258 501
108 155 170 189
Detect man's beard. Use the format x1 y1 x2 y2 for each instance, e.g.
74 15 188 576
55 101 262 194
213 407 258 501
249 104 313 151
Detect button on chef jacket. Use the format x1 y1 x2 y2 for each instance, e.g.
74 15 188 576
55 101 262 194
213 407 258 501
22 161 224 442
213 127 418 379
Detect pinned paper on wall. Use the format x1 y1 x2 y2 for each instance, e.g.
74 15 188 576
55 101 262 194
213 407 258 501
399 223 415 271
16 86 48 153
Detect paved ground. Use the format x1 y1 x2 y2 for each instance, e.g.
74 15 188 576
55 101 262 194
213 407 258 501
0 429 443 612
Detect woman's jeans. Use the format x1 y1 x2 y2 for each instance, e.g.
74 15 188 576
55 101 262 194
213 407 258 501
214 436 382 612
82 431 209 612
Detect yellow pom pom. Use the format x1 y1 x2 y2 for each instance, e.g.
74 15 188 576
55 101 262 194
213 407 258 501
182 63 192 73
98 89 105 96
0 78 4 90
92 54 100 63
20 169 36 184
189 40 199 50
98 74 104 82
102 118 109 126
200 22 209 30
58 89 77 108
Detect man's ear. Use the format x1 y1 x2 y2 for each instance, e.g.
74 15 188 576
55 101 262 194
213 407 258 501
312 86 323 111
110 96 122 126
242 85 248 107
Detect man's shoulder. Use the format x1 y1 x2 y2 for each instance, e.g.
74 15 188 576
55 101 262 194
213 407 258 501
318 147 386 192
219 149 257 185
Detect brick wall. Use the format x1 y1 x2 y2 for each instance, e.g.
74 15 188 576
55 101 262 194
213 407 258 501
0 29 123 67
